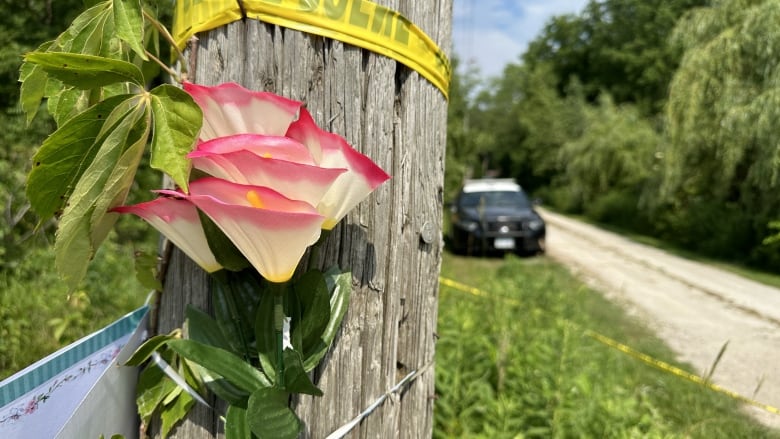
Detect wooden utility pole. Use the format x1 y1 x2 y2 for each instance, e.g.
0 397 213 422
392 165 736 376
156 2 451 437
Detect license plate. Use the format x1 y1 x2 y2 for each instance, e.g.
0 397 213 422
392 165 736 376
494 237 515 249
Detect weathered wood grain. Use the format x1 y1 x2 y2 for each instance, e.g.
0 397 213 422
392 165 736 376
156 2 450 437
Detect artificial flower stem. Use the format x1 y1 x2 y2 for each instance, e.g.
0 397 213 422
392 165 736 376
269 281 288 389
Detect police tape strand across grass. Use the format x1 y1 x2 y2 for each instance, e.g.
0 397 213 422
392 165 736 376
438 277 780 417
434 252 780 438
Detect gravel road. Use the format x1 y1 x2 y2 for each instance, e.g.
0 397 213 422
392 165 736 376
539 209 780 428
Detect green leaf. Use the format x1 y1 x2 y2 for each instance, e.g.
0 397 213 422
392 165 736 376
228 270 265 323
282 349 323 396
161 385 183 406
89 104 151 250
167 339 271 392
194 364 251 407
246 388 301 439
26 94 134 221
19 62 48 125
113 0 148 61
24 52 144 89
302 269 352 371
54 98 148 290
291 270 331 357
56 1 114 56
198 213 251 272
19 41 54 125
210 271 261 357
210 288 248 356
124 333 175 366
161 387 194 438
186 305 233 351
225 405 252 439
26 3 118 126
198 211 251 272
134 250 162 291
149 84 202 191
136 363 177 425
46 82 91 127
255 292 278 383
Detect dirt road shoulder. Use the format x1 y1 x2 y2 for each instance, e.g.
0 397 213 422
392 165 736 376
540 209 780 428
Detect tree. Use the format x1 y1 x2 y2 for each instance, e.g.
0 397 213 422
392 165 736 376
513 64 587 192
557 94 660 226
460 61 588 194
663 0 780 263
524 0 707 115
445 57 484 198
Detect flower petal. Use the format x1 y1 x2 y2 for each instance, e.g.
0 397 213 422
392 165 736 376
284 107 323 163
192 151 346 208
190 135 346 207
183 82 302 141
185 177 319 212
112 197 222 273
288 111 391 229
190 134 316 165
183 178 325 282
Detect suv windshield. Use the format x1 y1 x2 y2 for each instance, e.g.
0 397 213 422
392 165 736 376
460 191 531 209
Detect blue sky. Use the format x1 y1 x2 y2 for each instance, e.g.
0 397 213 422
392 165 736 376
452 0 589 78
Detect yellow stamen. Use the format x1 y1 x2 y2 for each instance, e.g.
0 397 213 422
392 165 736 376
262 152 272 158
322 218 339 230
246 190 264 208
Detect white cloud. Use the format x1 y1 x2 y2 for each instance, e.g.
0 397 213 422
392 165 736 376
454 29 524 77
452 0 589 78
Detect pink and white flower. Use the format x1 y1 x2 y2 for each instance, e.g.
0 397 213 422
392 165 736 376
185 82 390 229
159 178 324 283
116 82 390 283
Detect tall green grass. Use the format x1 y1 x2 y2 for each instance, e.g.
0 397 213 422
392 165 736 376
0 235 150 379
435 253 780 438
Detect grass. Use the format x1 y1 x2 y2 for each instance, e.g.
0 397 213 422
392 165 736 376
434 251 780 438
0 234 150 380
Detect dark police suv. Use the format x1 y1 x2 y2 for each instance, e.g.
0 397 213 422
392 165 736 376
448 179 546 255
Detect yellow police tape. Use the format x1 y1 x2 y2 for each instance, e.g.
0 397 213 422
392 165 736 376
438 276 780 417
173 0 451 99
